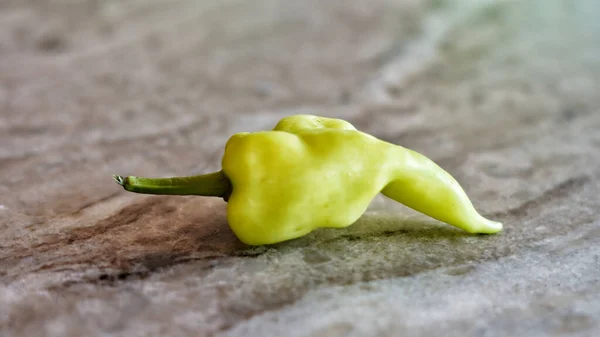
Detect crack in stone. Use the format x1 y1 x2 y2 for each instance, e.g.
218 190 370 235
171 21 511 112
491 175 590 219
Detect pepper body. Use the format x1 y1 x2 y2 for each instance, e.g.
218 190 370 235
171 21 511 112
115 115 502 245
222 129 393 244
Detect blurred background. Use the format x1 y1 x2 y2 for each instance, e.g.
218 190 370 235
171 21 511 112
1 0 600 336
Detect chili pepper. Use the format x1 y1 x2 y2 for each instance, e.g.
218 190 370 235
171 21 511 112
113 115 502 245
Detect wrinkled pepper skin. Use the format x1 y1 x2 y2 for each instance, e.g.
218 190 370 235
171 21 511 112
115 115 502 245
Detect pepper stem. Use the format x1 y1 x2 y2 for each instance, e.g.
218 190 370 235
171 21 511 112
113 171 232 200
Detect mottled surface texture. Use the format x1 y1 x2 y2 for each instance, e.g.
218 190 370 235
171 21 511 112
1 0 600 336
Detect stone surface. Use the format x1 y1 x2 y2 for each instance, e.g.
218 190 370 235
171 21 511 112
1 0 600 336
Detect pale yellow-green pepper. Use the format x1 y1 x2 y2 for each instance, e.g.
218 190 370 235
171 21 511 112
114 115 502 245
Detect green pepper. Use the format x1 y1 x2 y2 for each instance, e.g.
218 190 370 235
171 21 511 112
114 115 502 245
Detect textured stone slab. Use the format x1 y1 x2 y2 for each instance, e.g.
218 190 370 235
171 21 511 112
1 0 600 336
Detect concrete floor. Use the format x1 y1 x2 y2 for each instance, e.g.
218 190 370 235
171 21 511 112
1 0 600 336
